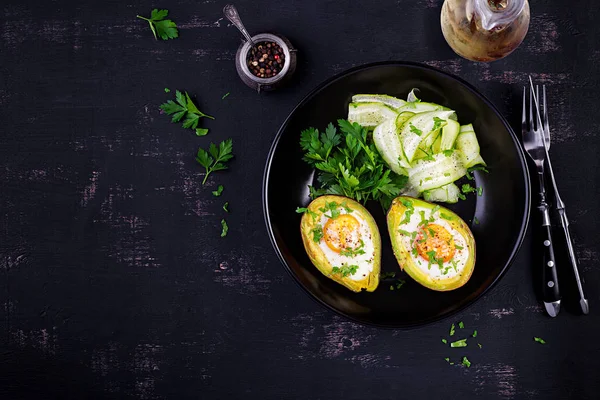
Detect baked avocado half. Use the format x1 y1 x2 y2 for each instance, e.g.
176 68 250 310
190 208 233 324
386 196 475 291
299 195 381 292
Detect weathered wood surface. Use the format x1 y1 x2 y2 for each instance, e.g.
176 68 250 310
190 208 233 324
1 0 599 398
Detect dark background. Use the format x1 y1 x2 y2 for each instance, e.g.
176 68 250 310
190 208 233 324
1 0 599 399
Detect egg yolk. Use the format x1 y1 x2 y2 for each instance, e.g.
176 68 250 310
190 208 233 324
416 223 456 262
323 214 361 253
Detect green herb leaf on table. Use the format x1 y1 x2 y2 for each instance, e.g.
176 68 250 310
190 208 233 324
380 272 396 279
222 92 230 100
458 321 464 329
478 343 482 349
534 337 546 344
212 185 224 197
164 88 170 93
442 339 448 344
223 202 229 212
462 356 471 368
220 219 228 237
196 139 234 185
472 330 477 337
136 9 179 40
450 323 456 336
473 217 480 225
160 90 214 135
450 339 468 348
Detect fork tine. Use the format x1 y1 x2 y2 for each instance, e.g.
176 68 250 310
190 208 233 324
542 85 550 146
529 85 534 130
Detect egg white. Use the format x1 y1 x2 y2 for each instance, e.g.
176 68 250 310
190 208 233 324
317 209 376 281
398 205 470 279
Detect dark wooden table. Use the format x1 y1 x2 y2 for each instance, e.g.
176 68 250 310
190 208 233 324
1 0 599 398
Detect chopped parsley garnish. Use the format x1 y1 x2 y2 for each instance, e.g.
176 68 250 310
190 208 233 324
458 321 464 329
395 279 406 290
466 171 474 180
472 330 477 338
409 123 423 136
442 339 448 344
221 92 230 100
398 229 413 237
389 285 395 291
477 186 483 196
461 183 477 194
220 219 228 237
419 210 428 225
340 202 353 213
451 339 467 348
320 202 341 219
400 202 415 225
473 217 480 225
332 264 359 277
450 323 456 336
440 212 454 221
164 88 170 93
421 148 435 161
468 165 489 174
444 357 450 361
432 116 446 131
380 272 397 279
411 247 419 257
212 185 224 197
451 260 459 272
223 202 229 212
296 207 318 221
430 205 441 217
534 337 546 344
442 149 454 157
457 192 466 201
478 343 482 349
311 226 324 242
455 244 463 250
462 356 471 368
340 240 366 257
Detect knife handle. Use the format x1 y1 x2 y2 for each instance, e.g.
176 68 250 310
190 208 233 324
540 213 560 304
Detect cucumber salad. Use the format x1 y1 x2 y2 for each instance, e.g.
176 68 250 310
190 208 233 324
348 90 486 203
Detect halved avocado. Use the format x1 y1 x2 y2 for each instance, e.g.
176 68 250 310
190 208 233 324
300 195 381 292
386 196 475 291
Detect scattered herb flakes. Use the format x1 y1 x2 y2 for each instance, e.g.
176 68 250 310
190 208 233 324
444 357 450 362
473 217 480 225
395 279 406 290
389 285 395 291
295 207 318 221
196 139 233 185
455 244 464 250
461 183 476 194
409 123 423 136
457 192 466 201
212 185 224 197
380 272 397 279
220 219 228 237
468 165 489 174
340 202 354 213
319 201 341 219
472 330 478 338
450 339 468 348
534 337 546 344
432 116 446 131
462 356 471 368
477 186 483 196
478 343 482 349
442 339 448 344
331 264 359 277
450 323 456 336
339 240 366 257
164 87 170 93
136 9 179 40
223 202 229 212
440 212 454 221
458 321 464 329
443 149 454 157
222 92 230 100
311 226 324 243
161 90 215 135
398 229 413 237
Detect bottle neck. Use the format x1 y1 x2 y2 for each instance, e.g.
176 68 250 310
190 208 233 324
472 0 526 30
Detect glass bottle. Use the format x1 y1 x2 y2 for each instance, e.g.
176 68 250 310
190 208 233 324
440 0 530 62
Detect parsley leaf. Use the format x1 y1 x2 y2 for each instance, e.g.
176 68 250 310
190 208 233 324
398 229 413 237
474 217 480 225
458 321 464 329
451 339 468 348
223 202 229 212
443 149 454 157
311 226 324 243
534 337 546 344
136 9 179 40
462 183 476 194
478 343 482 349
331 264 359 277
468 165 489 174
442 339 448 344
196 139 234 185
220 219 228 237
319 201 341 219
440 212 454 221
410 123 423 136
164 88 170 93
212 185 224 197
161 90 215 135
462 356 471 368
477 186 483 196
380 272 397 279
340 240 366 257
450 323 456 336
457 192 466 201
472 330 477 337
432 116 446 131
222 92 230 100
455 244 464 250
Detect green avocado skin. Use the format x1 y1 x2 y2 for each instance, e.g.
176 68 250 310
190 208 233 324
300 195 381 293
386 196 475 291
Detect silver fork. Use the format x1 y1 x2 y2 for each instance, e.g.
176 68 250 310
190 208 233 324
522 85 561 317
531 80 589 315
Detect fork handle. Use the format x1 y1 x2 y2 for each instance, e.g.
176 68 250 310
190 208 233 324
540 205 560 307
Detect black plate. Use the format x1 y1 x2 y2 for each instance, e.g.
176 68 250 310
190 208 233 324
263 61 530 328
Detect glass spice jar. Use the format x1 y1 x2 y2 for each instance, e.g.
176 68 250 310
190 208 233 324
441 0 530 62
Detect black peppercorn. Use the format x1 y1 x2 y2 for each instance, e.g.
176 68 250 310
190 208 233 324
247 41 285 79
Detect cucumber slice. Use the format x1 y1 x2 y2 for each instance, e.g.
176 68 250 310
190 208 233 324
396 111 415 130
347 102 398 128
400 110 456 163
455 124 486 168
423 183 460 203
352 94 407 110
440 119 460 151
372 118 408 176
408 152 467 192
397 102 453 114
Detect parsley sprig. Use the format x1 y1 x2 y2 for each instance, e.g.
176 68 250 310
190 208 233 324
331 263 359 277
160 90 214 136
136 9 179 40
300 120 407 209
196 139 234 185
